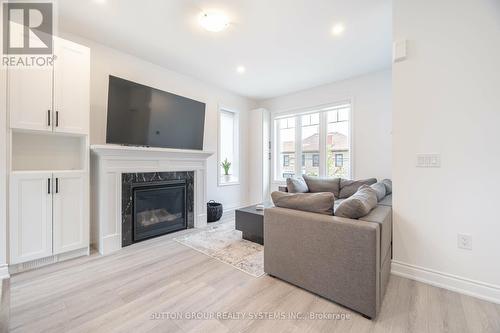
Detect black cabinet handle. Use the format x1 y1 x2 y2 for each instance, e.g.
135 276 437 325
48 178 51 194
56 111 59 127
55 178 59 193
47 110 51 126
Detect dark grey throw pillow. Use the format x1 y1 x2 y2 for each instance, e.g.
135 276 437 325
286 177 309 193
370 182 387 201
302 175 341 198
382 179 392 195
271 191 335 215
334 185 378 219
338 178 377 198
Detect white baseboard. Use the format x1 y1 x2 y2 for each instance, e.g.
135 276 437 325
391 260 500 305
223 202 252 214
0 264 9 279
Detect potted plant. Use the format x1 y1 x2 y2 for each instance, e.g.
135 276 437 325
221 158 232 182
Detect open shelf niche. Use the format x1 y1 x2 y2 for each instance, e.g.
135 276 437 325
11 131 87 172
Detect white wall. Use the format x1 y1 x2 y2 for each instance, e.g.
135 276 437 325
0 2 8 278
392 0 500 303
260 69 392 187
61 33 256 212
0 64 7 278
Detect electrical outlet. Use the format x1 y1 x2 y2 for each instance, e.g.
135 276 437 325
457 233 472 250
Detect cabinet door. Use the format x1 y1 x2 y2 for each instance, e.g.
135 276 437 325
10 173 53 264
53 172 88 254
8 66 53 132
53 37 90 135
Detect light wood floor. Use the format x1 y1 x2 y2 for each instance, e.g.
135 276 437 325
8 216 500 333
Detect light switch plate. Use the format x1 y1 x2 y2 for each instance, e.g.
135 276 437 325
458 233 472 250
416 154 441 168
393 40 407 62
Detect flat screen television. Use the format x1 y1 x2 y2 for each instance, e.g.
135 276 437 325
106 75 206 150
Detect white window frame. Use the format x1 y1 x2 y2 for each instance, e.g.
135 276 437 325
218 106 240 186
271 100 354 184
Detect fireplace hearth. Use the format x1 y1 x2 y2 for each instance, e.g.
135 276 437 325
122 172 194 247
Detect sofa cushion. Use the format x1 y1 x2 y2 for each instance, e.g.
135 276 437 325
382 179 392 195
286 177 309 193
333 198 346 211
271 191 335 215
334 185 378 218
370 182 387 202
359 205 392 263
302 175 340 198
378 194 392 207
339 178 377 198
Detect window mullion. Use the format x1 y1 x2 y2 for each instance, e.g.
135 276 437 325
319 111 327 177
275 121 281 181
295 115 302 177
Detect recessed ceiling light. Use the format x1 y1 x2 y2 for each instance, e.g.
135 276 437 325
199 11 230 32
93 0 106 4
236 66 246 74
332 23 345 36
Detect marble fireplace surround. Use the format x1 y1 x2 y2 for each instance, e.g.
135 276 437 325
91 144 213 255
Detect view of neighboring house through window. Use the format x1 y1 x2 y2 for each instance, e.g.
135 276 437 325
219 109 239 185
327 107 350 178
273 103 351 181
276 117 296 179
301 113 320 176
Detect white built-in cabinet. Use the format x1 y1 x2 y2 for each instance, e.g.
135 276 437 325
52 171 88 254
7 36 90 269
8 67 53 132
9 172 53 264
8 37 89 135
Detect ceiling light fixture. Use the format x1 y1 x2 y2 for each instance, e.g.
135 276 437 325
236 66 246 74
332 23 345 36
199 11 230 32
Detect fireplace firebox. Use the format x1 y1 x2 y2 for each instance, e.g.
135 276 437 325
122 172 195 247
132 180 187 242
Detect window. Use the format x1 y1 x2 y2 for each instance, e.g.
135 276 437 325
313 154 320 167
219 108 239 185
301 113 320 176
283 155 290 167
335 153 343 167
273 103 351 181
326 107 350 178
275 117 296 179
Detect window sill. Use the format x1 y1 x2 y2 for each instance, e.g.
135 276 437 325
218 181 241 187
219 175 240 187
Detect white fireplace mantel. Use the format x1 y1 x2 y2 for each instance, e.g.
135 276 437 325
90 144 214 255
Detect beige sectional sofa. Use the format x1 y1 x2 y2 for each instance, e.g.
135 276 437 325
264 177 392 319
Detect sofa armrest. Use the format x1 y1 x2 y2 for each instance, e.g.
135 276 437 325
264 207 381 318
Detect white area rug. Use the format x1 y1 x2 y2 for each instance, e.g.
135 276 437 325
174 219 265 277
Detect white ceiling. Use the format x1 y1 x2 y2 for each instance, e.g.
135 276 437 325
57 0 392 100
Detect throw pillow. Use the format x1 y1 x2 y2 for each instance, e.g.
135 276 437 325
338 178 377 198
271 191 335 215
370 182 387 201
302 175 341 198
382 179 392 195
286 177 309 193
334 185 378 219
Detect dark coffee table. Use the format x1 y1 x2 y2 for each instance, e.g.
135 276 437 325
235 203 273 245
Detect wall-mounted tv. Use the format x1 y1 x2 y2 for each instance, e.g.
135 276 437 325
106 76 206 150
